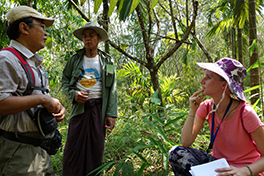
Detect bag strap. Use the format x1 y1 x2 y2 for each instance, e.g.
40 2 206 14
2 47 35 88
1 47 48 95
0 47 50 137
0 47 33 124
240 103 246 128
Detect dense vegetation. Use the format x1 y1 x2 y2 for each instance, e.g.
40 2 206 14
1 0 264 175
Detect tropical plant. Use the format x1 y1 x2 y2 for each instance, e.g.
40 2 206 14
91 91 188 175
69 0 199 106
205 0 264 104
248 0 261 104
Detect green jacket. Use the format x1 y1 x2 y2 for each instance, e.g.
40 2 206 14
62 48 117 120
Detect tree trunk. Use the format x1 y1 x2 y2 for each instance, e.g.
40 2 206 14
231 28 235 59
103 0 109 53
191 32 213 62
149 67 164 107
67 0 90 22
237 27 243 64
232 27 237 59
27 0 32 7
237 26 244 89
248 0 260 104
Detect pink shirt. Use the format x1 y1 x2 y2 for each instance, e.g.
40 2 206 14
197 99 263 175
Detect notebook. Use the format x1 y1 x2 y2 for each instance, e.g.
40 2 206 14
189 158 230 176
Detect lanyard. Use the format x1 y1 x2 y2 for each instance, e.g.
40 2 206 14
207 98 233 153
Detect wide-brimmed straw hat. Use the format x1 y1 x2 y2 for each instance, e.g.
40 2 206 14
6 5 54 27
197 58 247 101
73 22 108 42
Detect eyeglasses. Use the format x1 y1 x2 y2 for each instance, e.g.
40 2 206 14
27 23 46 30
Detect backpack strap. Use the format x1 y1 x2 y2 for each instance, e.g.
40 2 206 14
0 47 49 134
240 103 261 153
1 47 48 95
240 103 246 128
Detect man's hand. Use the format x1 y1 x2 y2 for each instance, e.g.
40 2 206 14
52 104 66 122
105 117 116 130
41 96 65 122
74 91 89 104
41 96 61 113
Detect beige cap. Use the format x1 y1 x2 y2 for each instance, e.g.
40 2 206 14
6 5 54 27
73 22 108 42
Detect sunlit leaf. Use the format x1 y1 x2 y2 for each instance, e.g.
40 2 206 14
119 0 133 21
249 39 257 56
80 0 86 6
88 161 115 175
150 0 159 9
108 0 118 17
157 126 171 144
113 162 125 176
163 152 169 170
243 85 260 93
136 162 148 176
152 89 161 105
246 58 264 72
129 0 140 14
118 0 125 13
147 136 168 169
132 151 149 163
94 0 103 14
45 36 52 49
121 162 134 176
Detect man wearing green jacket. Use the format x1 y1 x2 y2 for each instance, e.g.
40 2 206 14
62 22 117 176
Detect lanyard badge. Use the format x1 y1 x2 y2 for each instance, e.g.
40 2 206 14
207 98 233 154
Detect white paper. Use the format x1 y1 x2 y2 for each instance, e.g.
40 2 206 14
189 158 230 176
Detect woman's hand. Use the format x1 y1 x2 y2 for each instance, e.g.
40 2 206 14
216 165 250 176
181 89 205 147
189 89 205 110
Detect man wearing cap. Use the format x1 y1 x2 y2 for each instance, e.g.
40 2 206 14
62 22 117 176
0 6 65 175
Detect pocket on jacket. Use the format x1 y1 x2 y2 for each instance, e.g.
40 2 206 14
105 64 115 87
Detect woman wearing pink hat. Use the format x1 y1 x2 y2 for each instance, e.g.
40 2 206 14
169 58 264 176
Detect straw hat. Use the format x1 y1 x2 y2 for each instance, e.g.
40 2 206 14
73 22 108 42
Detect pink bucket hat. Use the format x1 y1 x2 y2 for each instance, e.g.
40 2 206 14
197 58 247 101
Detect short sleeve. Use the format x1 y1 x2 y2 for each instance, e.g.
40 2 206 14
0 50 27 100
196 99 212 120
242 104 263 133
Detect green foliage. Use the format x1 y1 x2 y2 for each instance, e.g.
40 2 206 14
119 0 133 21
108 0 119 17
51 124 69 175
94 0 104 14
97 93 187 175
249 39 257 56
243 39 264 116
0 1 10 49
1 1 264 175
117 60 151 111
152 89 161 105
94 0 142 21
159 74 187 106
